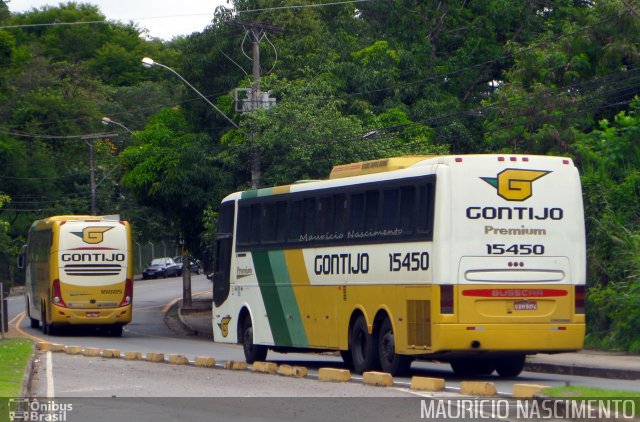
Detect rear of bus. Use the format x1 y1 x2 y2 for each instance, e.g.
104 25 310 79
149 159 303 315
51 217 133 332
433 155 585 369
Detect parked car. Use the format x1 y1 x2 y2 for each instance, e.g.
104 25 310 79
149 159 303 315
142 257 180 279
173 256 201 275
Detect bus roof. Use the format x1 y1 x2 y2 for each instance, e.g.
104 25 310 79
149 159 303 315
30 215 122 229
223 154 575 202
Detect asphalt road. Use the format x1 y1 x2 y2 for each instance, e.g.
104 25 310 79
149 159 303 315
7 275 640 406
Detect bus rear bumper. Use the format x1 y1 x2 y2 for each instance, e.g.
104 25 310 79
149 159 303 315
50 304 132 325
407 323 585 355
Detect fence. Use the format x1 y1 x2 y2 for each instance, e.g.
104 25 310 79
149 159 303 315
134 240 182 275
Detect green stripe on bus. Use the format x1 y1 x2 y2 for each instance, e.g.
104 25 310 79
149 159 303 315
252 251 292 346
268 251 308 347
241 190 259 199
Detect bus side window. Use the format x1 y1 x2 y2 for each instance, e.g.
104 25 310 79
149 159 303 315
236 205 251 246
304 197 316 236
261 202 277 243
288 200 303 242
417 183 434 236
364 190 380 231
249 204 261 245
399 185 416 234
275 201 287 243
317 196 333 236
382 188 399 230
349 193 365 233
334 194 347 234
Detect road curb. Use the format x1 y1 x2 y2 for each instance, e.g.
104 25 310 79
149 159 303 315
525 362 640 381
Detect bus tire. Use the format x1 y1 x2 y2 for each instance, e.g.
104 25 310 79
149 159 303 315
450 358 495 376
378 318 412 376
109 325 123 337
40 306 50 335
242 317 267 363
495 354 526 377
350 316 379 373
27 299 39 329
340 350 353 368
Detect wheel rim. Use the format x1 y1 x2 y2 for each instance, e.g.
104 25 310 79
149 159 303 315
380 330 394 365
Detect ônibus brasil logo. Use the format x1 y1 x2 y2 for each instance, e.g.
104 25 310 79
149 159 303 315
481 169 550 202
71 227 113 244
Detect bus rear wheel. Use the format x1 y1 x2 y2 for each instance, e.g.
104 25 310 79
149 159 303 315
350 316 379 373
242 317 267 363
40 306 53 335
495 354 526 377
378 318 412 376
450 358 495 376
26 299 39 329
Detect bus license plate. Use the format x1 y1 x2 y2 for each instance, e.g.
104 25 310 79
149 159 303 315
514 301 537 311
86 312 100 318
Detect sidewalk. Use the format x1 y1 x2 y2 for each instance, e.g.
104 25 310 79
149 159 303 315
175 294 640 381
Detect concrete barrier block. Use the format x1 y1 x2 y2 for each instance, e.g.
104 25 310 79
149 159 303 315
65 345 82 355
224 360 248 370
168 354 189 365
124 352 142 361
146 353 165 363
194 356 216 368
50 344 66 352
36 342 51 351
82 347 101 357
277 365 308 378
102 349 120 358
252 361 278 374
410 376 446 392
362 371 394 387
512 384 551 399
318 367 351 382
460 381 497 397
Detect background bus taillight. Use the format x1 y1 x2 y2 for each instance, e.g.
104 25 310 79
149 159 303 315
575 285 585 314
52 279 67 307
440 285 454 314
119 278 133 307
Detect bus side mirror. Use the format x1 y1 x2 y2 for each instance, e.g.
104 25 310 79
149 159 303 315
17 245 27 269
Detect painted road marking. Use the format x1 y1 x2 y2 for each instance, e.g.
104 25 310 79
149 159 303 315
46 351 54 398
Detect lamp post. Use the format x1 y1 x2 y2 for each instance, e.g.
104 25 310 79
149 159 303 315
102 116 133 134
141 57 240 130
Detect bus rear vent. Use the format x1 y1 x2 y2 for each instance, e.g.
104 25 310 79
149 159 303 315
407 300 431 348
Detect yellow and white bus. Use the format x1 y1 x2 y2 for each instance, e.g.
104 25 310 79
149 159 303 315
19 215 133 336
211 155 586 376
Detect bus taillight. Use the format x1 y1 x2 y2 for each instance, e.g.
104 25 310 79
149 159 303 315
119 278 133 307
575 285 585 314
440 285 454 314
52 279 67 308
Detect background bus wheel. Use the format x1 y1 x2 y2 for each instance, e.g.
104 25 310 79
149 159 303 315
378 318 412 376
450 358 495 376
27 299 39 329
242 318 267 363
40 306 51 335
495 354 526 377
109 325 123 337
350 316 379 373
340 350 353 368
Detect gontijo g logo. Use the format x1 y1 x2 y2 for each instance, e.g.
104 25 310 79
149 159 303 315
481 169 550 201
71 227 113 244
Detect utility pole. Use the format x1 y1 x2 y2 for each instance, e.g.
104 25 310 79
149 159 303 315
81 133 118 215
229 21 279 189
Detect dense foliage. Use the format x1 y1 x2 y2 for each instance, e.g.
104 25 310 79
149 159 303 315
0 1 638 351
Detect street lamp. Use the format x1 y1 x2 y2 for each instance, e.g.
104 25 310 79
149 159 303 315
141 57 240 130
102 116 133 134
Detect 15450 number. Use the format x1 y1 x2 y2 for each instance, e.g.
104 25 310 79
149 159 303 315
486 244 545 255
389 252 430 272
